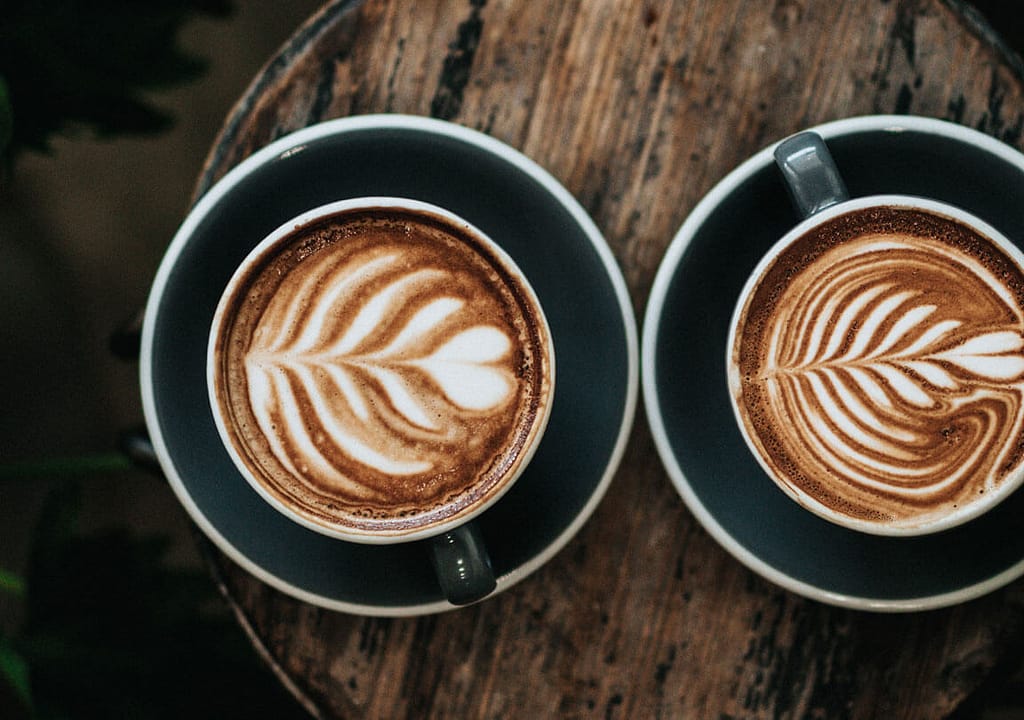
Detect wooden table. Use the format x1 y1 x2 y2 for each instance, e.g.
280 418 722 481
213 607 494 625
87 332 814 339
190 1 1024 717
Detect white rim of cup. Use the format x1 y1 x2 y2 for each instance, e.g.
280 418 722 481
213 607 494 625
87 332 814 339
141 114 639 616
206 196 557 545
725 193 1024 537
642 115 1024 612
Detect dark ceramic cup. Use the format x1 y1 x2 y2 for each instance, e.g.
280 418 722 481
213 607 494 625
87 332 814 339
644 115 1024 611
140 115 638 616
728 132 1024 537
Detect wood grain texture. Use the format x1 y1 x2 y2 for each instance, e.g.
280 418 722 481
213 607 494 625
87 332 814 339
191 1 1024 717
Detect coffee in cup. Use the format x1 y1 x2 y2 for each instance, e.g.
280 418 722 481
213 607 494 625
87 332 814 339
728 133 1024 535
208 198 555 544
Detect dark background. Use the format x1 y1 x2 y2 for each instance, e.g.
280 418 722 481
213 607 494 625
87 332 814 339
1 1 1023 718
970 0 1024 56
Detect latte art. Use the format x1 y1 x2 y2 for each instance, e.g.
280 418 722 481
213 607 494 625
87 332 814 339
246 259 516 479
211 207 553 536
731 206 1024 528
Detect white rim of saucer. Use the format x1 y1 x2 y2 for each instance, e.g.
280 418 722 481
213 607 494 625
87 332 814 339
141 114 638 616
642 114 1024 612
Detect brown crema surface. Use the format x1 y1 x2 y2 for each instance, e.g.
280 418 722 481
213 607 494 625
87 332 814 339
732 206 1024 529
211 207 552 536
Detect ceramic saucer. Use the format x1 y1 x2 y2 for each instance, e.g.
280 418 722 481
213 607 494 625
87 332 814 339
141 115 638 616
643 115 1024 611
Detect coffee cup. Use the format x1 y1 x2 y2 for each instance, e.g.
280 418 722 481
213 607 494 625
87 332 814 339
727 131 1024 536
208 197 555 603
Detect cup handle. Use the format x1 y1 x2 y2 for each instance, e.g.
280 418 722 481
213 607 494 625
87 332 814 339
123 419 497 604
774 131 850 220
430 522 497 606
126 424 498 605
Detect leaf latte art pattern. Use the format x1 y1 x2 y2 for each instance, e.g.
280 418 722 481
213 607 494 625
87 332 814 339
247 261 516 480
732 209 1024 529
213 210 552 535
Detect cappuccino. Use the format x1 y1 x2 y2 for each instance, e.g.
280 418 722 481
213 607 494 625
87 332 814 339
730 204 1024 531
210 203 554 540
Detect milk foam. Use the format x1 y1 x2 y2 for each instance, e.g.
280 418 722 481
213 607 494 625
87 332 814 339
213 208 552 533
246 244 519 483
734 209 1024 528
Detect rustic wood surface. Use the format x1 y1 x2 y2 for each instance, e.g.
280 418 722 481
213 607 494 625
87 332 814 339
190 1 1024 717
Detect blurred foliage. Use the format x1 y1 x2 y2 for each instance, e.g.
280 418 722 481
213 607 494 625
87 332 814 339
0 3 312 715
0 482 308 719
0 568 25 597
0 0 232 162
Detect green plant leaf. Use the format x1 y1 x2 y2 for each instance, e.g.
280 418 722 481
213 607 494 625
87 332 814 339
0 0 233 156
17 481 307 719
0 567 25 597
0 635 33 712
0 452 132 482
